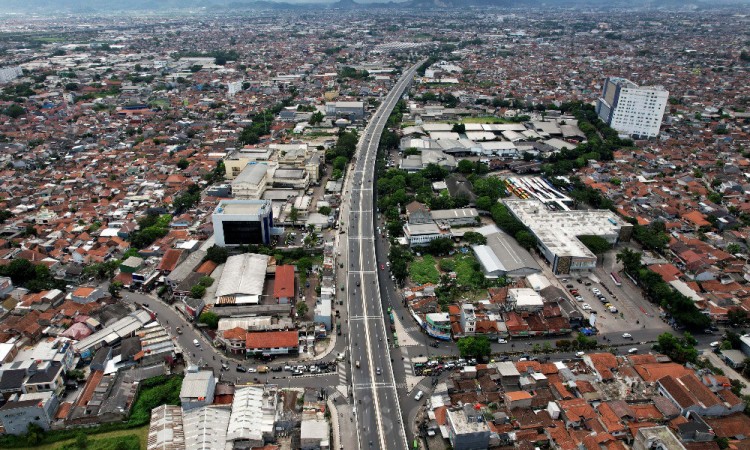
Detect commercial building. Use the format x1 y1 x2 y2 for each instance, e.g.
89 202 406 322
507 288 545 312
403 222 451 248
147 405 184 450
504 199 632 275
183 406 230 450
274 265 295 304
0 66 23 84
431 208 479 227
325 101 365 120
212 199 273 246
215 253 269 305
245 330 299 357
446 404 492 450
0 391 59 435
596 77 668 139
231 164 268 200
179 370 216 411
632 426 686 450
472 225 541 278
300 412 329 450
227 386 279 447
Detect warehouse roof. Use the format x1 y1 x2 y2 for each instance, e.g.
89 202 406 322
215 253 269 300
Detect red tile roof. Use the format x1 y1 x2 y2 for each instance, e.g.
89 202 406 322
246 330 298 349
274 265 295 299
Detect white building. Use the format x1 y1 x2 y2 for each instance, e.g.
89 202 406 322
227 386 279 447
215 253 269 305
179 370 216 411
503 199 632 275
212 199 274 246
596 77 668 139
183 406 230 450
0 66 23 84
231 164 268 200
403 222 451 248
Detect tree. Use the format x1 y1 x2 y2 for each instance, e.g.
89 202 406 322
108 281 123 297
457 336 491 360
309 111 324 125
289 206 299 226
333 156 348 171
462 231 487 246
515 230 537 250
75 432 88 449
728 309 748 326
177 159 190 170
198 276 214 287
457 159 475 174
296 301 308 318
726 243 742 255
577 235 612 258
198 311 219 329
318 205 332 216
190 284 206 299
239 126 259 145
616 248 642 274
654 332 698 364
426 237 454 256
0 209 12 224
2 103 25 119
206 245 229 264
452 123 466 133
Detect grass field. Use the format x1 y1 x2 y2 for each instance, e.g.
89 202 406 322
409 255 440 285
31 425 148 450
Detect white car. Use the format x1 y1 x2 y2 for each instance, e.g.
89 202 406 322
710 341 721 348
592 288 601 295
575 351 585 357
628 348 638 354
247 367 257 373
582 303 592 310
622 333 632 339
575 295 584 302
414 390 424 401
497 338 508 344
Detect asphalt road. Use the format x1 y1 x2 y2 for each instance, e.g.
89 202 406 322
118 290 339 389
345 63 422 450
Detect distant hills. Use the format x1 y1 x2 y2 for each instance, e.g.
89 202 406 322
2 0 748 14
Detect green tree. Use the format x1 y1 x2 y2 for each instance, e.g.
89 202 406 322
457 159 475 174
462 231 487 246
75 432 88 449
289 206 299 226
654 332 698 364
198 276 214 287
309 111 324 125
577 235 612 258
333 156 348 171
616 248 642 274
198 311 219 329
190 284 206 299
2 103 25 119
515 230 537 250
108 281 123 297
206 245 229 264
318 205 332 216
452 123 466 133
177 159 190 170
726 243 742 255
296 301 308 318
426 237 455 256
457 336 492 361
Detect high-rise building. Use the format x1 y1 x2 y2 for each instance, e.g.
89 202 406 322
596 77 668 139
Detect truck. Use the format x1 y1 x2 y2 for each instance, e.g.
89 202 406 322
257 365 269 374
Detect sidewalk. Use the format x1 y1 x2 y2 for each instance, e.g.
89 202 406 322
703 352 750 396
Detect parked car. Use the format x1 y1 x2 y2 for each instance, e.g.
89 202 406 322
193 339 200 346
582 303 592 310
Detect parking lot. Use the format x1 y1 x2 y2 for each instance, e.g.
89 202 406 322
562 249 670 336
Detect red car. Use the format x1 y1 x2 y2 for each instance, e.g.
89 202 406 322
380 264 385 270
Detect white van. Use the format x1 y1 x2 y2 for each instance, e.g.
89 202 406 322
414 390 424 401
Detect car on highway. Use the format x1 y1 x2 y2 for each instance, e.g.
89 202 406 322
622 333 633 339
376 367 382 375
356 360 360 369
356 280 360 287
582 303 592 310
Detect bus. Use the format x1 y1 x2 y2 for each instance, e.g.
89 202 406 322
610 272 622 287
